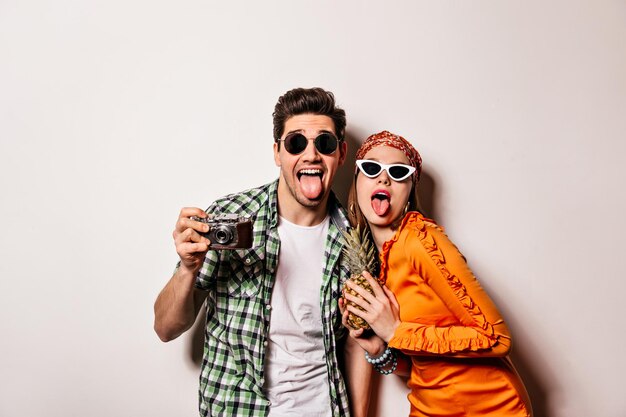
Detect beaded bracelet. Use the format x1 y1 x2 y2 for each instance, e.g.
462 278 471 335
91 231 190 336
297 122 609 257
365 347 397 375
365 347 392 366
375 351 397 375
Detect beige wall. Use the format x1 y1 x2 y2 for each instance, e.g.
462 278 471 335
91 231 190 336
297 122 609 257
1 1 625 416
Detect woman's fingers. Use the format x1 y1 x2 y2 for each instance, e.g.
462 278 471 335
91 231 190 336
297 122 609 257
362 271 386 298
343 291 371 311
340 303 366 337
343 278 392 317
345 303 373 324
340 307 350 326
344 280 377 304
351 327 364 337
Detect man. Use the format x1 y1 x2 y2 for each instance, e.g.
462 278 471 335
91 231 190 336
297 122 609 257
154 88 368 417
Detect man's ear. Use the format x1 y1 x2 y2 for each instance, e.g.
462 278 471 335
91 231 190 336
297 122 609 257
273 142 281 167
338 140 348 166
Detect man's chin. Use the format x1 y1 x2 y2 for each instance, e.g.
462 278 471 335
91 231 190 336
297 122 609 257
296 195 324 207
295 189 326 207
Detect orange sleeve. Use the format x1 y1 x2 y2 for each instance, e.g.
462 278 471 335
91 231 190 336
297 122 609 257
387 221 512 358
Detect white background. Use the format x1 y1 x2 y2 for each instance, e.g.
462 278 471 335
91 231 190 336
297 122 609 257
1 1 625 416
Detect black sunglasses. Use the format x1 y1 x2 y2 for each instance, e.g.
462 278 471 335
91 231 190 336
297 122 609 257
356 159 416 181
277 132 340 155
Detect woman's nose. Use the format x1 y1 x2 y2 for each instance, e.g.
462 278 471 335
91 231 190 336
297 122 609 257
377 171 391 185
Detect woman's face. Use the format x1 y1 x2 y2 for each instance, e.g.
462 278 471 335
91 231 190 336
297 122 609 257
356 145 414 228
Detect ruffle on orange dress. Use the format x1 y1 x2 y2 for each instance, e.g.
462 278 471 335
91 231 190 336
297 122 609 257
382 212 532 417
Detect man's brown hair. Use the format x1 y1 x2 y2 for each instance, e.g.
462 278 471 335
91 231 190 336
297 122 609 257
272 87 346 143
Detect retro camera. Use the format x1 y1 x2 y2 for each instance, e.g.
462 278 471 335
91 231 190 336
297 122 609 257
191 214 253 250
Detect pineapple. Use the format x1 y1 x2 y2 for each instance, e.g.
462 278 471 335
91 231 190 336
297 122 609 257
340 225 379 330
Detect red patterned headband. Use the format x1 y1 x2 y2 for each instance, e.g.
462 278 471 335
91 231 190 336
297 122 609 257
355 131 422 181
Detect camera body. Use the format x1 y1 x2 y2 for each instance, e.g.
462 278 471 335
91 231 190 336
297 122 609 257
192 214 253 250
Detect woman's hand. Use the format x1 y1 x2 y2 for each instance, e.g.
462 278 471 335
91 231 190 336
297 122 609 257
339 297 387 356
342 271 401 343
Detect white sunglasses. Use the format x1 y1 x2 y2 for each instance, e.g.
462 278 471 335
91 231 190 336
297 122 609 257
356 159 416 182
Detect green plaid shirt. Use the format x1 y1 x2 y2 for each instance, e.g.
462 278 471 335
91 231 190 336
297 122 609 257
194 180 351 417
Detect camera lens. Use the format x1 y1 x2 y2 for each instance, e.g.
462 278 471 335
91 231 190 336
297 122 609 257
213 225 233 245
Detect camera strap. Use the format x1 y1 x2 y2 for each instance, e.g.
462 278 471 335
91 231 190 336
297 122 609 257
329 199 350 233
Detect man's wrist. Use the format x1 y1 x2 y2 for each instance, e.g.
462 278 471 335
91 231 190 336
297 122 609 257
176 263 201 285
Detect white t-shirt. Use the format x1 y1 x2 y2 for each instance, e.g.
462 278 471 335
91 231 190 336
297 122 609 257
263 215 332 417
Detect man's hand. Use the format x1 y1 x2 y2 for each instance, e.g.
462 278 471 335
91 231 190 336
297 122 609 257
173 207 212 273
154 207 211 342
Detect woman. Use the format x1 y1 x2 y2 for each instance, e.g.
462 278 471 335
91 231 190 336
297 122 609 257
341 131 532 416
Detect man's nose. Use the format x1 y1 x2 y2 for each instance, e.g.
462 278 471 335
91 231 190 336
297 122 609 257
301 138 321 160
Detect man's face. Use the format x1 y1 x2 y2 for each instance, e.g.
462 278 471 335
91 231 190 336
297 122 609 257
274 114 347 209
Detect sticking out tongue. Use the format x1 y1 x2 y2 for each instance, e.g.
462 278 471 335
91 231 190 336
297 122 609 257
372 196 390 216
300 174 323 200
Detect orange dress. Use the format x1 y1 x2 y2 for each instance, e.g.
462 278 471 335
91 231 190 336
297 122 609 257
382 212 532 417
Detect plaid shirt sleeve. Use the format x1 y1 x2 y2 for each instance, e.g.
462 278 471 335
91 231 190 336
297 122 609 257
189 180 352 417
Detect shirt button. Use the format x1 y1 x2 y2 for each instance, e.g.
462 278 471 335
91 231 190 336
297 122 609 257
265 304 272 310
245 258 252 264
263 340 268 347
